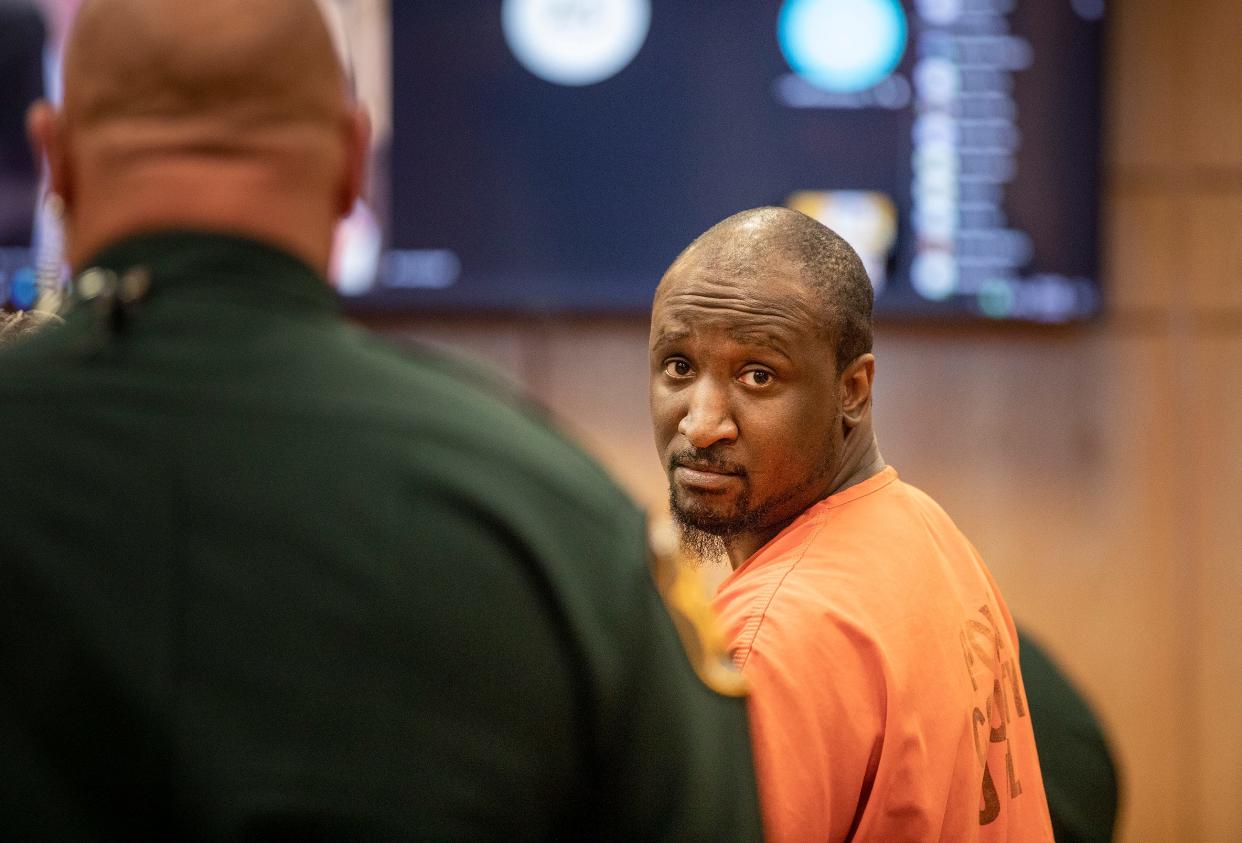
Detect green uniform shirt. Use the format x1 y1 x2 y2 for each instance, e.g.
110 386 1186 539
0 232 761 841
1018 630 1119 843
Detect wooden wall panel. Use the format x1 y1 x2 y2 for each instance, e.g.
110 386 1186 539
525 320 665 510
383 318 534 385
1106 0 1187 174
1104 191 1185 314
1185 195 1242 314
1184 0 1242 171
1191 336 1242 843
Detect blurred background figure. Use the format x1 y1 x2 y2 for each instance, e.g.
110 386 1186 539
1019 627 1120 843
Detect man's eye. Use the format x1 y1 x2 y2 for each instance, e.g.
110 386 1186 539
664 359 693 378
740 369 774 387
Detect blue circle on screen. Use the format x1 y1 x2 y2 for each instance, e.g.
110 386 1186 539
10 268 37 309
778 0 909 94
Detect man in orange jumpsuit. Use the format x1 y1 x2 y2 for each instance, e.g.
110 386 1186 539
649 206 1055 841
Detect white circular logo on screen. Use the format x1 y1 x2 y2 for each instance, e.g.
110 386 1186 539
502 0 651 87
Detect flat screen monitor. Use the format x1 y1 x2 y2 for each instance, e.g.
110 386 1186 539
349 0 1104 323
0 1 1104 324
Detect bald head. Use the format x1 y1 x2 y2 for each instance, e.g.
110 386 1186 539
30 0 368 272
660 207 874 373
64 0 346 135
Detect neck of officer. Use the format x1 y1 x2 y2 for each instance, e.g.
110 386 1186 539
723 415 886 570
64 138 341 277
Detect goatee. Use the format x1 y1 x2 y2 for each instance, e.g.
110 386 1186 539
674 519 729 567
668 489 749 566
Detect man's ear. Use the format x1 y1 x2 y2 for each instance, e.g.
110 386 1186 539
26 100 72 204
337 105 371 218
839 353 876 429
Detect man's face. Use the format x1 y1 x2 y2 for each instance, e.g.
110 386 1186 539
649 252 845 542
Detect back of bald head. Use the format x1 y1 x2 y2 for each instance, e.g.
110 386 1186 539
64 0 347 140
39 0 366 271
664 207 875 373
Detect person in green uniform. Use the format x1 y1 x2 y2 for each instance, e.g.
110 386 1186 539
0 1 762 839
1017 628 1121 843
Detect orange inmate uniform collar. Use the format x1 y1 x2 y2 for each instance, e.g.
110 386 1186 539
714 467 1054 842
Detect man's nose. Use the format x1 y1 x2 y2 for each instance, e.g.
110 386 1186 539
677 380 738 448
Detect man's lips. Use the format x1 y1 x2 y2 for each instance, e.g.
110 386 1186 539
672 463 743 491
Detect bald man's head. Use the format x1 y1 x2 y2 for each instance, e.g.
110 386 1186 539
64 0 347 135
29 0 369 272
660 207 874 373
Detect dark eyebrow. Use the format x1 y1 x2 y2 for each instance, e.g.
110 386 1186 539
728 328 794 360
652 328 691 348
652 325 795 360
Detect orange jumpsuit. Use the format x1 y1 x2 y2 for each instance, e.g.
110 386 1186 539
714 467 1054 842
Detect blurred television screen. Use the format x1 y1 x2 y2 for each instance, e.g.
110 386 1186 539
1 1 1105 323
355 0 1103 322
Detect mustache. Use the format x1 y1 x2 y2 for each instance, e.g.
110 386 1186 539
668 447 747 477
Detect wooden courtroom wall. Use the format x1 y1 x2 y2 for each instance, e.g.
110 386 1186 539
365 1 1241 838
